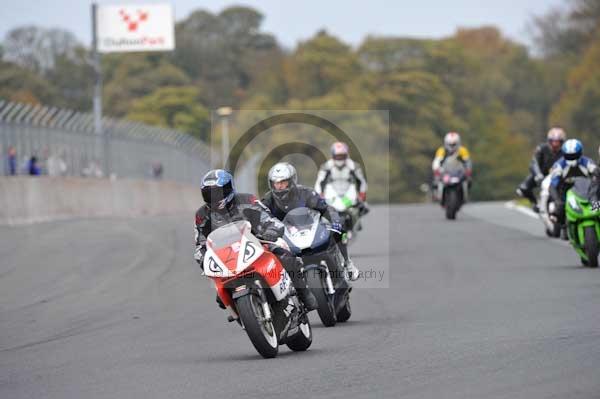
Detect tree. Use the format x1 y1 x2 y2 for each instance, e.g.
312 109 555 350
550 36 600 154
358 36 434 73
126 86 209 141
0 60 58 104
2 26 81 74
284 30 361 100
173 6 280 107
530 0 600 57
103 54 191 117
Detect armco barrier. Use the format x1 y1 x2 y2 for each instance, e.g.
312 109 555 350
0 177 202 225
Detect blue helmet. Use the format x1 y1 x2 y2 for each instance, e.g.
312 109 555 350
201 169 235 210
562 139 583 165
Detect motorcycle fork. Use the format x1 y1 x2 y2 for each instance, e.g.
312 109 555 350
320 260 336 295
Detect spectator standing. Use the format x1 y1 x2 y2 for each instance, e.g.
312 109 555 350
7 146 17 176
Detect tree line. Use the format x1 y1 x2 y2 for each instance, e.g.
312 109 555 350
1 1 599 202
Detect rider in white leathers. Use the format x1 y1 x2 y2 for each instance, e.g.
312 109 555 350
315 142 368 214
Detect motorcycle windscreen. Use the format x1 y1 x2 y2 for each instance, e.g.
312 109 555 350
572 177 592 200
443 157 465 177
283 207 320 249
207 220 249 249
204 221 263 277
324 183 358 211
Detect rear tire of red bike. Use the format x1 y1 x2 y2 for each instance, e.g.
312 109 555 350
286 314 312 352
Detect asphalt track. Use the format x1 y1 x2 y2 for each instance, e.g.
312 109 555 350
1 204 600 399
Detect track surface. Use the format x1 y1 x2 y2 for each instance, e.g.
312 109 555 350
1 204 600 399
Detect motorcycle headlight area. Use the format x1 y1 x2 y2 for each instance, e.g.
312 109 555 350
568 196 582 213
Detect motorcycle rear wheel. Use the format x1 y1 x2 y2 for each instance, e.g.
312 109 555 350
286 314 313 352
336 295 352 322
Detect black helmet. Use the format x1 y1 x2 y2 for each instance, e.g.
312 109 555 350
201 169 235 210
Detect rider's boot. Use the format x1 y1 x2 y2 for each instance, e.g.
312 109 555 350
345 259 360 281
281 254 318 311
297 288 318 311
359 202 370 216
561 226 568 241
216 294 226 309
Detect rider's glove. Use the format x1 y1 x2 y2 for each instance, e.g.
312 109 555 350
194 246 205 267
359 192 367 202
534 174 544 184
434 168 441 178
260 229 280 242
274 237 290 252
465 168 473 179
592 201 600 212
331 221 343 233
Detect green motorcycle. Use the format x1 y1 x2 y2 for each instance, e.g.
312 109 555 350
565 177 600 267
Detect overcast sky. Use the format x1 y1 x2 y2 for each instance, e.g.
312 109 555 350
1 0 563 49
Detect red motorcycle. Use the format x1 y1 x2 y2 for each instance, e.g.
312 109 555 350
202 212 313 358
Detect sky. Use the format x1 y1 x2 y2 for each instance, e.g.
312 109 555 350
0 0 564 49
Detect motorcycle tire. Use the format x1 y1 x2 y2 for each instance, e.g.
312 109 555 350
445 189 460 220
286 314 313 352
305 269 336 327
336 295 352 323
583 226 599 268
236 294 279 358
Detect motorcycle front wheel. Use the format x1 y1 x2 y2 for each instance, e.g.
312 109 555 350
445 188 460 220
583 226 599 268
305 268 337 327
236 293 279 358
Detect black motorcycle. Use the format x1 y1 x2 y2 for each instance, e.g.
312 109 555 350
282 207 352 327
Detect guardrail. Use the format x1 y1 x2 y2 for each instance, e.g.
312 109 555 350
0 99 212 185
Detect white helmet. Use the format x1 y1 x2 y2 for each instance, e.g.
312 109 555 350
331 142 349 167
547 127 566 142
267 162 297 201
444 132 461 154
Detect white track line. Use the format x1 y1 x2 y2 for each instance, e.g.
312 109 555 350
504 200 539 220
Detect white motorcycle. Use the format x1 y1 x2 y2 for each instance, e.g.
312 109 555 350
538 175 561 238
323 181 361 241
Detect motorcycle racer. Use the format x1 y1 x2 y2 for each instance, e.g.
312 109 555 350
516 127 566 212
432 132 472 199
194 169 317 310
315 142 368 215
263 162 360 281
548 140 598 238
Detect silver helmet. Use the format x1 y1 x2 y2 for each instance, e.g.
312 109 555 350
268 162 297 202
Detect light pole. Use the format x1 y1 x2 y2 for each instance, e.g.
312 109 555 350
216 107 232 169
91 3 110 176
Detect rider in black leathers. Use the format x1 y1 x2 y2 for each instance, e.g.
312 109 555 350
516 127 565 211
261 162 360 281
194 169 317 310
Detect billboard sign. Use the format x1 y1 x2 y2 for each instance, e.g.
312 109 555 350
96 4 175 53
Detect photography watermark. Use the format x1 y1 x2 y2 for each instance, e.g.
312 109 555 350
208 110 391 288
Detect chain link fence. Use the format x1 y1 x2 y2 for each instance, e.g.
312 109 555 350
0 100 212 184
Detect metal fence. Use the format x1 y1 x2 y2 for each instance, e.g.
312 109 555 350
0 100 212 184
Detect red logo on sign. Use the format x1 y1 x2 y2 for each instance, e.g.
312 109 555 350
119 9 149 32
